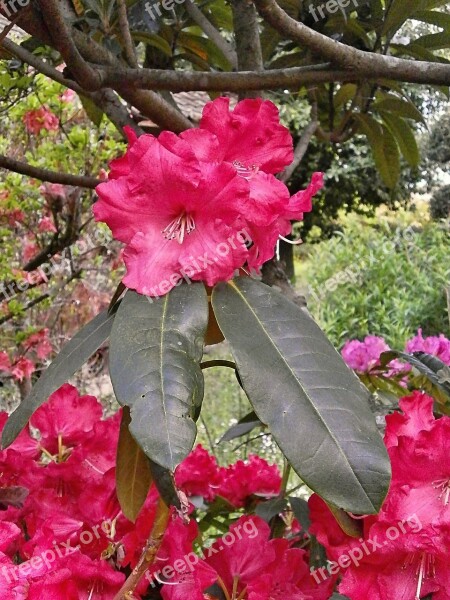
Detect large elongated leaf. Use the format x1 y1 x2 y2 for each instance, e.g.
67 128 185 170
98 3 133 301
2 309 115 449
116 407 153 522
109 284 208 472
212 278 391 514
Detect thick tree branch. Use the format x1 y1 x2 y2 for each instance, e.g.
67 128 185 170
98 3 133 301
0 8 192 132
231 0 264 98
253 0 450 86
185 0 238 70
98 63 347 91
0 155 100 188
38 0 105 90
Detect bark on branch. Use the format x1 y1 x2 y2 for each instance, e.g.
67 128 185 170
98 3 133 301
253 0 450 86
0 155 100 189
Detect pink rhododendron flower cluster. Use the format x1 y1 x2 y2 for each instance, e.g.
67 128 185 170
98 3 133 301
309 390 450 599
341 330 450 375
94 97 324 296
23 107 59 135
174 445 281 507
0 384 331 599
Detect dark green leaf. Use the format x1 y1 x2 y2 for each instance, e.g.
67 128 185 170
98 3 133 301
219 411 263 443
289 497 311 532
381 113 420 168
109 284 208 471
255 497 288 522
2 310 115 449
212 278 391 514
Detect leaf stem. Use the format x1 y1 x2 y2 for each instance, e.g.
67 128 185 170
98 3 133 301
200 360 236 370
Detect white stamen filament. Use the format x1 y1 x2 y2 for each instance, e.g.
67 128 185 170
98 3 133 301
432 479 450 505
278 234 303 245
162 213 196 244
232 160 259 180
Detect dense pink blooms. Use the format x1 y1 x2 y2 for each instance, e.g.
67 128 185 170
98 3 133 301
218 455 282 507
309 391 450 600
94 98 323 296
175 446 282 508
174 444 222 502
406 329 450 365
23 107 59 135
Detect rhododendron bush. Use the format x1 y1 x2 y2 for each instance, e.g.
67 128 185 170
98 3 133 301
4 95 450 600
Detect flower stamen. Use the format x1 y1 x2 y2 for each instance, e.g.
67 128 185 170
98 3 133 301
162 213 196 244
432 478 450 505
233 160 259 180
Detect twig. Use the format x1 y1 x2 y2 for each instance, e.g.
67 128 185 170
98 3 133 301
117 0 138 68
38 0 104 90
184 0 237 69
0 154 100 188
280 114 318 183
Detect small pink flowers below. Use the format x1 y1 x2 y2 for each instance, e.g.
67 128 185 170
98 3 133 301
94 97 323 297
23 107 59 135
406 329 450 365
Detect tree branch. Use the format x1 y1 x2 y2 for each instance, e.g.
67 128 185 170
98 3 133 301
184 0 238 70
38 0 105 90
0 155 100 188
280 110 318 183
253 0 450 86
231 0 264 98
98 63 350 92
1 38 143 137
117 0 138 68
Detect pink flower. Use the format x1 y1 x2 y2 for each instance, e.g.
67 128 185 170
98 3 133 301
218 455 282 507
183 98 324 270
23 329 53 361
23 107 59 135
60 89 76 103
94 128 250 295
11 358 35 382
23 240 39 264
38 216 57 233
341 336 390 373
94 99 323 296
0 352 11 374
39 183 67 203
30 384 103 454
175 445 222 502
406 329 450 365
310 392 450 600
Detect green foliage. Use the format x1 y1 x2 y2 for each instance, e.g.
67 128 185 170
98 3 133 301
430 184 450 220
298 211 450 349
213 278 390 513
427 109 450 164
